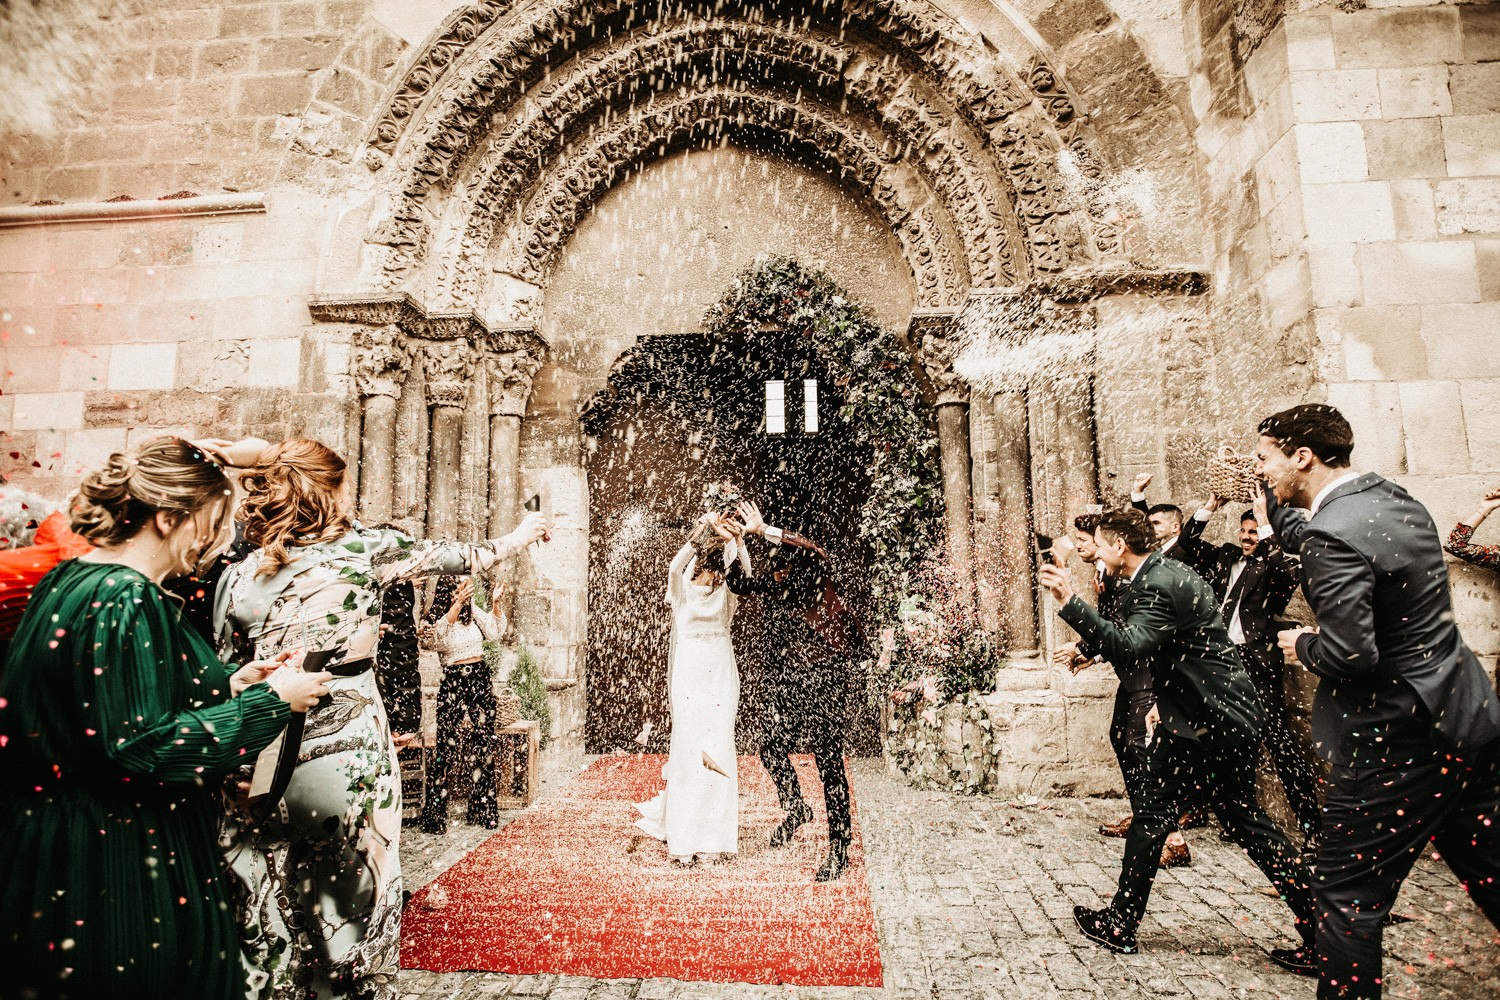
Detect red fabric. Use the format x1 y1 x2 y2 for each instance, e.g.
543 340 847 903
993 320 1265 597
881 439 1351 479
0 513 93 642
400 754 883 986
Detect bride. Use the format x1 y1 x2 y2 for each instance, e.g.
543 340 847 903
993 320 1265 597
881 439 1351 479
634 512 749 865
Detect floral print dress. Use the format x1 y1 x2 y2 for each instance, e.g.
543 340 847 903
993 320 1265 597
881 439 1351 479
215 525 525 999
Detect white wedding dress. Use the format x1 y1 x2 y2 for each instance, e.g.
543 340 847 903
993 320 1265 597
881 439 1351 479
634 540 748 861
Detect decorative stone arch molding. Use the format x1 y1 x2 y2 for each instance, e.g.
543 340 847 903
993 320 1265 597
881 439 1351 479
357 0 1135 315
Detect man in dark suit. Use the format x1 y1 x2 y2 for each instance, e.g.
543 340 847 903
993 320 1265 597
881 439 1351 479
1130 472 1211 574
730 502 865 883
1057 513 1192 867
1258 404 1500 997
1185 494 1320 842
1040 509 1316 961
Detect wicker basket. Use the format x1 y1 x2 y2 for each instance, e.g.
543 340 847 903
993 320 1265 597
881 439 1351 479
1207 446 1258 504
497 688 522 728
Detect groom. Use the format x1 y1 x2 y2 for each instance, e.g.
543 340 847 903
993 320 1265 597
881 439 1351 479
728 501 864 882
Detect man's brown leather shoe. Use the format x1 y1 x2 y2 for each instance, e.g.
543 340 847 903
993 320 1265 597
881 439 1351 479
1178 809 1210 830
1160 840 1192 868
1098 814 1133 838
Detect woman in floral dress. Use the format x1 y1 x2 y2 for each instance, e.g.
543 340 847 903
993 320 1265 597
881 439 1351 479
216 439 548 999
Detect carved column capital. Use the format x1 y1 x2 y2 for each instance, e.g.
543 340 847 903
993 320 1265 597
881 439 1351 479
422 340 471 408
911 308 967 405
485 347 544 418
352 327 411 399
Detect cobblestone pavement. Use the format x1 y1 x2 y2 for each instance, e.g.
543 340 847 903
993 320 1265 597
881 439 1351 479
398 755 1499 1000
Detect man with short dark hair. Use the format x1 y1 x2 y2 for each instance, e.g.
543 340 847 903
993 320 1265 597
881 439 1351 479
1193 493 1319 843
1040 509 1316 963
1131 472 1208 571
1258 403 1500 997
1058 512 1191 866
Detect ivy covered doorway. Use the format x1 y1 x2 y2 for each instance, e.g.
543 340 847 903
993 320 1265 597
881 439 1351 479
581 329 877 756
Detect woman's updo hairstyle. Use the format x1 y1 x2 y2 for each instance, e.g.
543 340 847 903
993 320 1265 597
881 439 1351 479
691 531 728 590
69 436 234 569
237 439 352 579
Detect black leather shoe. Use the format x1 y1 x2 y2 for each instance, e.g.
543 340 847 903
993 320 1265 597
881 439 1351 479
815 840 849 882
770 800 814 847
1267 945 1318 976
1074 905 1137 954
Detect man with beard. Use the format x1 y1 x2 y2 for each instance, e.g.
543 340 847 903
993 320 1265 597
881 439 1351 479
729 501 865 883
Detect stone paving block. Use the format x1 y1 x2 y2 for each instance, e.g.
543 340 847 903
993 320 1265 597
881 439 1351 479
1302 181 1394 243
1461 3 1500 63
1401 380 1471 475
1424 301 1500 378
1363 118 1446 181
1284 14 1335 71
1290 69 1381 123
1359 241 1479 306
1294 121 1367 184
1435 179 1500 238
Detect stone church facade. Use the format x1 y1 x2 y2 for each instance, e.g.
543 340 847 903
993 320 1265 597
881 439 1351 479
1 0 1497 794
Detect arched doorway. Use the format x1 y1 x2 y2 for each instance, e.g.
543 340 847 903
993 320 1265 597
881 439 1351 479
582 328 879 756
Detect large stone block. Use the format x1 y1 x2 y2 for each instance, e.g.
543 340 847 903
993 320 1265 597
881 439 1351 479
10 392 85 431
1376 66 1453 120
1256 128 1302 214
1307 242 1364 308
1320 304 1427 380
108 342 179 391
1265 254 1313 331
1478 240 1500 302
1290 69 1382 123
1359 241 1479 306
1264 192 1306 262
1459 380 1500 473
1330 6 1461 68
1302 182 1395 243
1284 13 1336 71
1389 180 1439 241
1450 64 1500 118
1363 119 1446 180
1399 381 1470 475
1295 121 1368 184
1435 180 1500 237
1443 116 1500 178
1461 4 1500 63
1423 302 1500 378
35 427 129 479
1326 380 1405 473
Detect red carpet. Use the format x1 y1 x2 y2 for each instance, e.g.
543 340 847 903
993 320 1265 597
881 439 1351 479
400 754 883 986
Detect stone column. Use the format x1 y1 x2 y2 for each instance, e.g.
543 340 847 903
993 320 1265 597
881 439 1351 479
989 391 1040 660
422 340 470 539
485 345 544 536
914 309 974 607
352 328 410 525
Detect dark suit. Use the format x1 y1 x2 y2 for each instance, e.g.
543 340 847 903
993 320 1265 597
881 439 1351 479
1274 472 1500 997
728 539 862 848
1191 520 1321 836
1060 552 1316 941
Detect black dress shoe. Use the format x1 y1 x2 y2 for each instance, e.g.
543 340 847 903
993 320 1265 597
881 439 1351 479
1267 945 1318 976
1074 905 1137 954
815 840 849 882
770 800 814 848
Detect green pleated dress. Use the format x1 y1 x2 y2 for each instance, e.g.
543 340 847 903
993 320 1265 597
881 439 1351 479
0 559 292 1000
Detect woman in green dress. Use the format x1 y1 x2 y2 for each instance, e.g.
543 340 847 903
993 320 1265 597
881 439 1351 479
216 439 549 999
0 436 334 1000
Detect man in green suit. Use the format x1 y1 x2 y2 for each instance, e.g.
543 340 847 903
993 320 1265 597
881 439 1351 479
1040 508 1316 967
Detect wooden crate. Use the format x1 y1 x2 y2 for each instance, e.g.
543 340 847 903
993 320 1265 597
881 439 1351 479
495 719 540 809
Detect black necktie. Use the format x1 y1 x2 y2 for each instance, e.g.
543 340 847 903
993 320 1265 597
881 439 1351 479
1222 559 1250 618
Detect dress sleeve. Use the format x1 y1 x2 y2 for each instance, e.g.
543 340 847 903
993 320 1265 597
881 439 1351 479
473 604 504 642
427 616 453 653
1446 522 1500 570
368 528 525 589
666 542 694 607
89 581 291 783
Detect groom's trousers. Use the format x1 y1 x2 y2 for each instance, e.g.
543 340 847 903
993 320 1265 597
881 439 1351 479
761 658 852 847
